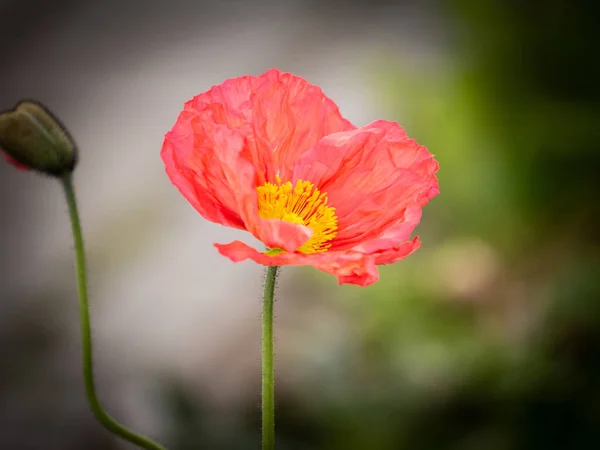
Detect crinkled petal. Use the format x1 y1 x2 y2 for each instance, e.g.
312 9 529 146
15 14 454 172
352 205 422 254
215 241 379 286
371 237 421 265
258 219 313 252
180 69 354 184
162 111 313 250
162 108 250 229
162 68 354 238
293 120 439 251
187 75 274 186
250 69 355 179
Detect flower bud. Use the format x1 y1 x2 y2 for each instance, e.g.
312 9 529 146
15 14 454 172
0 100 77 176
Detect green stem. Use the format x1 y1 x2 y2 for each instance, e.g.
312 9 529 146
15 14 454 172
61 173 167 450
262 265 278 450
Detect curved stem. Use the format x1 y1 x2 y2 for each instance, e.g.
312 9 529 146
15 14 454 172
262 265 278 450
61 173 167 450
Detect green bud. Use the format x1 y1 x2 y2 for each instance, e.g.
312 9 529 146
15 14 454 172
0 100 77 176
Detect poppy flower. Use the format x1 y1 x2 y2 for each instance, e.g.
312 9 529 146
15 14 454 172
162 69 439 286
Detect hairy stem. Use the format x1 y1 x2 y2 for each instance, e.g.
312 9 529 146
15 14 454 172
61 173 167 450
262 265 279 450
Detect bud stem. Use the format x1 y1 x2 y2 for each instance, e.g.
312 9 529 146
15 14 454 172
61 173 167 450
262 265 278 450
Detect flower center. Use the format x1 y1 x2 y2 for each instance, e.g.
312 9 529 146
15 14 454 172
257 177 338 254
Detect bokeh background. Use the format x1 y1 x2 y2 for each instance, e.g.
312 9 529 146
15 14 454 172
1 0 599 449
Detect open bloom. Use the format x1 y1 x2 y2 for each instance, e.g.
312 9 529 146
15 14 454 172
162 69 439 286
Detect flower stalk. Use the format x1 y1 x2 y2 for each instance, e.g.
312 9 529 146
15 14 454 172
61 173 167 450
262 265 278 450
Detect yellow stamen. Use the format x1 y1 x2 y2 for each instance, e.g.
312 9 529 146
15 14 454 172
257 178 338 254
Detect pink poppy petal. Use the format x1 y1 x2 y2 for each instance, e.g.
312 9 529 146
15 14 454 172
215 241 379 286
353 205 422 254
371 237 421 265
163 68 354 235
258 218 313 253
187 75 275 186
293 120 439 250
250 69 355 179
161 109 249 229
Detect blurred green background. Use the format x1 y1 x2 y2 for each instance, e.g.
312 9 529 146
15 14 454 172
1 0 599 449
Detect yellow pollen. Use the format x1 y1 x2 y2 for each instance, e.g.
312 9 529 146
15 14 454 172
257 177 338 254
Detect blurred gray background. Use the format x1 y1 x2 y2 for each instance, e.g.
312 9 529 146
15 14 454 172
1 0 599 449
